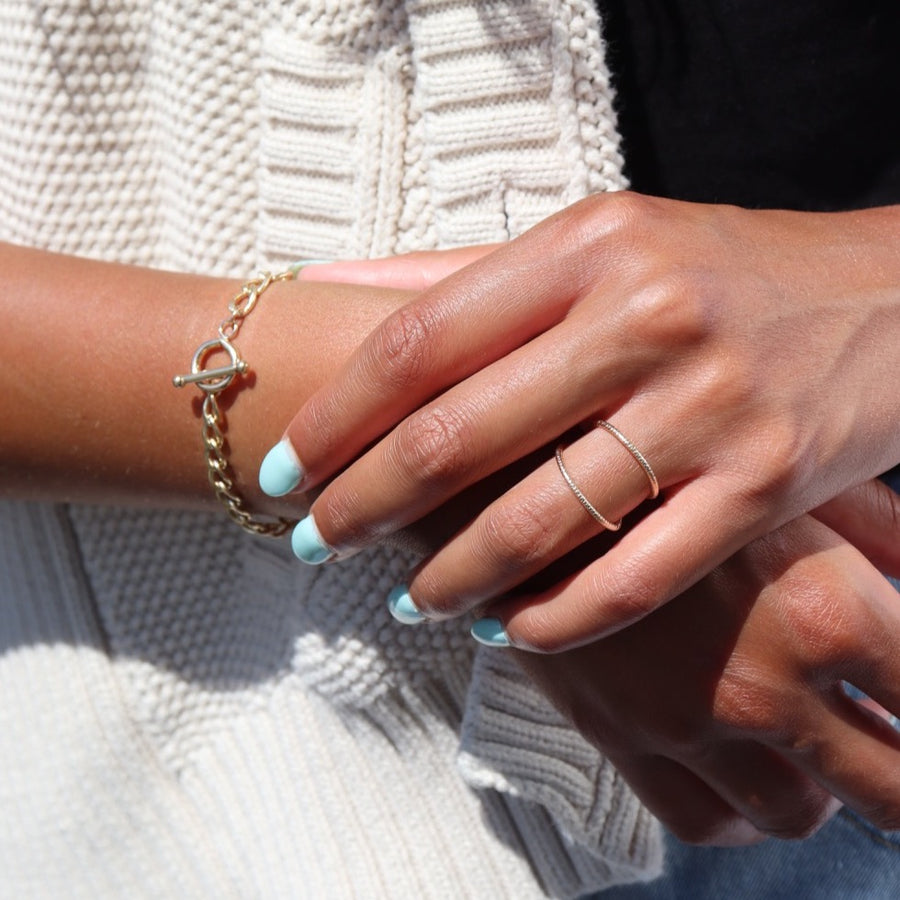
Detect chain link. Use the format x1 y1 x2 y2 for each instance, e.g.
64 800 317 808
174 269 299 537
218 270 293 341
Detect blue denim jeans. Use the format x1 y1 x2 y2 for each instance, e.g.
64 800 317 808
592 811 900 900
588 467 900 899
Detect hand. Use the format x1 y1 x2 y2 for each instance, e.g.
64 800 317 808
290 244 900 845
264 193 900 650
515 504 900 845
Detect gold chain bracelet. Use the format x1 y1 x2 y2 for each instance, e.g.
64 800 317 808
173 268 300 537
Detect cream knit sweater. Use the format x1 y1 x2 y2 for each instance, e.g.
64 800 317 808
0 2 662 897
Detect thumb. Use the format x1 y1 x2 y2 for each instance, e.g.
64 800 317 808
812 478 900 577
296 245 501 290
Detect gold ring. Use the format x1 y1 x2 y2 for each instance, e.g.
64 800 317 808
555 445 622 531
596 420 659 499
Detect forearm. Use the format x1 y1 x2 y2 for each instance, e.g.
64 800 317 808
0 243 409 513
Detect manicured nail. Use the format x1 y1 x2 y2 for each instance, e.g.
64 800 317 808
259 438 304 497
290 259 333 277
291 515 335 565
387 585 427 625
470 618 510 647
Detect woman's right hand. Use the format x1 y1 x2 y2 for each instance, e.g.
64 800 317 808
270 195 900 652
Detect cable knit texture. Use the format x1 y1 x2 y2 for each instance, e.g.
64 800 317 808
0 1 659 897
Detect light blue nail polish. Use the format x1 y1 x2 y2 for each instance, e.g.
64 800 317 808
470 618 510 647
291 515 334 565
289 259 333 275
259 439 304 497
387 585 427 625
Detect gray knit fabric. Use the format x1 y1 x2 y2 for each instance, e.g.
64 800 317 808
0 2 661 896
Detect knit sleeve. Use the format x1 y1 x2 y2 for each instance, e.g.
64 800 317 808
458 648 664 891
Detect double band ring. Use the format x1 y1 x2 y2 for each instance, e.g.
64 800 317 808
596 420 659 499
555 445 622 531
555 420 659 529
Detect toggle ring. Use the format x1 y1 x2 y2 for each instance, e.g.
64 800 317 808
596 420 659 499
555 445 622 531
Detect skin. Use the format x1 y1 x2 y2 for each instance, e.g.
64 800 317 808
517 507 900 844
0 242 411 510
278 193 900 652
281 216 900 841
4 237 898 844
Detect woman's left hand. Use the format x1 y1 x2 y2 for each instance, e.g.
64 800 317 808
515 507 900 844
264 193 900 651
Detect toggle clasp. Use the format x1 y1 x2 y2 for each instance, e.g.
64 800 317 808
173 337 248 393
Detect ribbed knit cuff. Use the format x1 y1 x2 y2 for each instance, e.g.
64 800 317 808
458 648 663 896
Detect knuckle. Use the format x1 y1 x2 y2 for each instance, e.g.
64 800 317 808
546 192 651 278
623 271 713 352
593 561 664 632
476 488 564 575
776 577 864 672
511 564 663 655
570 190 648 241
365 304 435 392
300 391 346 460
738 418 816 510
711 667 787 738
391 404 476 493
686 352 758 432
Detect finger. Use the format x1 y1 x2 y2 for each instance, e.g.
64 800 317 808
776 689 900 833
275 200 610 492
608 753 765 847
297 246 501 290
403 415 668 618
837 611 900 722
857 697 896 723
479 477 766 652
736 521 900 824
812 478 900 577
776 530 900 720
677 740 839 840
296 317 657 560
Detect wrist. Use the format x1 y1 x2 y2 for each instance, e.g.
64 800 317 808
0 244 411 510
183 275 413 521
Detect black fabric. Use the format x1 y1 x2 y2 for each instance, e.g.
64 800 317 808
596 0 900 210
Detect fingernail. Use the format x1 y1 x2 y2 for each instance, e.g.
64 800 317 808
470 618 510 648
290 259 333 277
387 584 427 625
291 515 335 565
259 438 304 497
